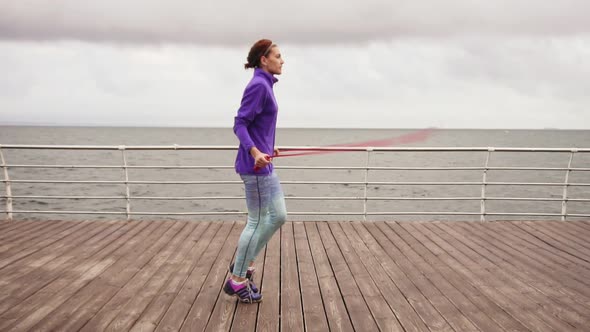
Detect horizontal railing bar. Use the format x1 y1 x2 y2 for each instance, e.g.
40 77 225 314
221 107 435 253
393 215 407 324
364 182 590 186
0 145 238 151
288 197 479 201
5 209 589 218
3 180 242 184
4 210 128 215
6 164 590 172
366 212 482 215
365 197 590 202
365 212 590 217
1 210 245 215
281 166 590 171
282 147 590 152
4 164 235 169
4 179 590 187
1 195 125 199
0 195 244 200
484 212 566 216
2 144 590 153
483 197 590 202
4 195 589 202
483 167 590 171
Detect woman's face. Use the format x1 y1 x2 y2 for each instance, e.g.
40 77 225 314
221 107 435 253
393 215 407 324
262 46 284 75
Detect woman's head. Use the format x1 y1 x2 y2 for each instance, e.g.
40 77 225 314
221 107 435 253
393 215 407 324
244 39 284 75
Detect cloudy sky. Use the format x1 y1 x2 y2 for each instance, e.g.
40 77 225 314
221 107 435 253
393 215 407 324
1 1 589 129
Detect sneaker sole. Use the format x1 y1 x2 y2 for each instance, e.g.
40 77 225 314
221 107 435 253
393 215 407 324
232 293 263 303
223 283 262 303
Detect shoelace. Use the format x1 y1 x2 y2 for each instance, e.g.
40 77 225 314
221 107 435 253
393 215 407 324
246 282 253 302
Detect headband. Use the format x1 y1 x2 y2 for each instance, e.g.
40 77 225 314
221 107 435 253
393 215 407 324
263 42 275 56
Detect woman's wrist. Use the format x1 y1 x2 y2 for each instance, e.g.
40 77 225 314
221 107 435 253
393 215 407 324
250 147 262 158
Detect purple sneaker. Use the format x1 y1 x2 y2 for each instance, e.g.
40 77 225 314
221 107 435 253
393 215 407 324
229 263 259 293
223 279 262 303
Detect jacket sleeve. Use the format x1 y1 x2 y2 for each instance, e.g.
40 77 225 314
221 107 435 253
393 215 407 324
233 83 267 152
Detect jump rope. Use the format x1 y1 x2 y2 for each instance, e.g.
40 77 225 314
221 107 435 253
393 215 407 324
254 128 434 171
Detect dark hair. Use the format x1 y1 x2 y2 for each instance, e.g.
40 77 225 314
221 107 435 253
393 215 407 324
244 39 275 69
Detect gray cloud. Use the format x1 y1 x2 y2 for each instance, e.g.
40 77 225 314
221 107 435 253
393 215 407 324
1 1 590 45
1 38 588 129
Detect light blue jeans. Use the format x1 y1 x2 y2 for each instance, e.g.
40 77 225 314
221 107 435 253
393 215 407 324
232 172 287 278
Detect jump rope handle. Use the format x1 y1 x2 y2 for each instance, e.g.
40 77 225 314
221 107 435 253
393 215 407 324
253 155 272 172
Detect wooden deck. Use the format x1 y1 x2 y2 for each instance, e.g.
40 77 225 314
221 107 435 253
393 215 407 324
0 220 589 332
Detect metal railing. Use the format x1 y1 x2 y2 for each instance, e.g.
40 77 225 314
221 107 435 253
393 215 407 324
1 144 589 222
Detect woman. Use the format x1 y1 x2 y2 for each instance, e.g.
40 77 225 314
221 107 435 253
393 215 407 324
223 39 287 303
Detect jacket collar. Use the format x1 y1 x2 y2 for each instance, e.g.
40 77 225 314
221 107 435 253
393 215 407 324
254 68 278 85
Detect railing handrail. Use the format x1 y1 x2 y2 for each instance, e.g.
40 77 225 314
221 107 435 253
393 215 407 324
1 144 589 221
1 144 589 152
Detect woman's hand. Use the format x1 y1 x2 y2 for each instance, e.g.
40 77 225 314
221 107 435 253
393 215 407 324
254 153 272 168
250 147 272 170
274 148 280 157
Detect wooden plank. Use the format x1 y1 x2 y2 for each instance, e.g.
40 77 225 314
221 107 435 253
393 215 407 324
317 222 379 331
82 221 214 332
0 221 115 314
0 221 81 254
509 222 590 267
0 220 81 269
406 222 537 332
182 222 242 332
517 222 590 265
93 221 198 331
230 243 265 332
0 220 159 331
486 222 590 328
536 222 590 251
0 220 49 244
329 222 403 332
0 221 111 315
20 221 182 332
383 222 480 332
70 220 193 331
362 222 452 332
0 220 60 242
0 220 33 233
280 221 304 332
0 221 130 313
255 224 281 332
33 220 194 332
0 219 27 231
571 221 590 232
346 222 438 332
440 222 589 330
125 222 217 332
304 222 354 332
0 220 108 286
374 221 471 332
455 222 590 316
292 222 330 332
153 222 233 332
477 222 590 299
511 223 590 283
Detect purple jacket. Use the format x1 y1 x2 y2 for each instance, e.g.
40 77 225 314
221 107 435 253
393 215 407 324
233 68 279 175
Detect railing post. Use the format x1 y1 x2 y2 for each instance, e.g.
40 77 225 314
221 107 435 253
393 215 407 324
0 147 13 221
363 148 372 222
480 149 493 222
119 146 131 221
561 150 576 221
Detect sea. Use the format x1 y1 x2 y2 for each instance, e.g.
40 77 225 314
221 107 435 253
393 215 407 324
1 126 589 222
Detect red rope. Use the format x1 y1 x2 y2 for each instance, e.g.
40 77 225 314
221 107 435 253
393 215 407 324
273 128 434 158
